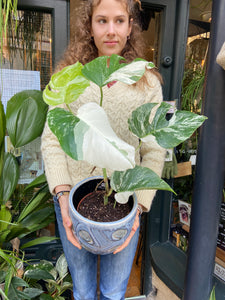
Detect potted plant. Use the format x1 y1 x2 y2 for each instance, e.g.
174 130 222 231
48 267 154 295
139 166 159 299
43 54 207 254
0 90 58 298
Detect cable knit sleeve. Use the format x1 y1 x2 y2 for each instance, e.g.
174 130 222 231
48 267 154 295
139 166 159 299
135 71 166 211
41 108 73 194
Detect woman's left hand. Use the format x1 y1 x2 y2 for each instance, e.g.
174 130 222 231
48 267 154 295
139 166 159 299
113 208 141 254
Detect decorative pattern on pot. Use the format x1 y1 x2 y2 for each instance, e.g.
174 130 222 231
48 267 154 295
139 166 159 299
69 176 137 255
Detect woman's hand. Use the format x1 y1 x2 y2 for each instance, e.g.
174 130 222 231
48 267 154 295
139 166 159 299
113 206 141 254
55 186 82 250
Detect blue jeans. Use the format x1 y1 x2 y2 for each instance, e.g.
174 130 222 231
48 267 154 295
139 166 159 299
54 198 140 300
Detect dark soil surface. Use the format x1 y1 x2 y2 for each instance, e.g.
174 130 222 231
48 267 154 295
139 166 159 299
77 191 132 222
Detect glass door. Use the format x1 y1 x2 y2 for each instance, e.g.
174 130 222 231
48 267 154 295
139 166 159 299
137 0 190 296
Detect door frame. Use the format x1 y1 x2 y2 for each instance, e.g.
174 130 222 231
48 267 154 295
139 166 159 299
141 0 189 297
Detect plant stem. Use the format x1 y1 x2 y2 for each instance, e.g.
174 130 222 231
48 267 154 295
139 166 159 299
102 168 109 205
66 104 73 114
100 87 103 107
135 140 142 152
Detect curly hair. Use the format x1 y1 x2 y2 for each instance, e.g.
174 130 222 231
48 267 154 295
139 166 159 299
57 0 145 68
56 0 162 84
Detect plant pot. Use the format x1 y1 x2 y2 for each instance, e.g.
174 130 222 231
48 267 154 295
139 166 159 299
69 176 137 255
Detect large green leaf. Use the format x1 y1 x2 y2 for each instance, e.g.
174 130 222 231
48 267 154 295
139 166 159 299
82 55 125 87
24 268 54 281
0 152 19 204
48 103 135 170
43 62 90 106
104 59 155 86
6 90 48 148
128 102 207 148
7 277 34 300
82 55 155 87
111 165 174 202
6 206 55 242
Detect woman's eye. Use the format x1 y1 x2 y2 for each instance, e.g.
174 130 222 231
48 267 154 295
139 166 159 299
116 19 124 24
99 19 106 24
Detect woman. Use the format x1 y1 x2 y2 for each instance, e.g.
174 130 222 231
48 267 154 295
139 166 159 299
41 0 166 299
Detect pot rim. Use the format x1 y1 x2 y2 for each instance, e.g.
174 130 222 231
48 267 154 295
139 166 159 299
69 176 138 227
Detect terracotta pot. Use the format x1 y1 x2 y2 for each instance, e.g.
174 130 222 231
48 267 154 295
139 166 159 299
69 176 137 255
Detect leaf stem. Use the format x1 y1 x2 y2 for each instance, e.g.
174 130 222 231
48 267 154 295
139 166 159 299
135 140 142 152
102 168 110 205
100 87 103 107
66 104 73 114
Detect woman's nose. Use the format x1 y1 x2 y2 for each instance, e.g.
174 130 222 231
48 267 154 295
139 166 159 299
107 21 116 35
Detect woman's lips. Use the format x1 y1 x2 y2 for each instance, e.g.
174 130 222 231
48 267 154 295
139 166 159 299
105 41 118 46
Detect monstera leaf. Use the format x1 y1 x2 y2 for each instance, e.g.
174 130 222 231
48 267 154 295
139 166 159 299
128 102 207 148
111 165 174 203
43 61 90 106
48 102 135 171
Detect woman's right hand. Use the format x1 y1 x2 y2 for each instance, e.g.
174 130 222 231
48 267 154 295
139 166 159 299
55 186 82 250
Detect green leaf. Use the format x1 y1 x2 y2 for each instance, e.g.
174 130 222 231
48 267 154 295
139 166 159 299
40 294 54 300
7 277 31 300
17 183 51 222
129 102 207 148
47 108 81 160
6 90 48 148
56 254 68 280
209 286 216 300
82 55 125 87
104 59 153 85
19 206 55 230
0 205 12 232
111 165 174 193
24 268 55 281
128 103 158 138
48 103 135 170
21 237 58 250
43 62 90 106
24 173 47 193
22 288 44 298
0 152 19 204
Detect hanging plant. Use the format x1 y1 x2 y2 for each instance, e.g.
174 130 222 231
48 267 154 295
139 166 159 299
0 0 18 68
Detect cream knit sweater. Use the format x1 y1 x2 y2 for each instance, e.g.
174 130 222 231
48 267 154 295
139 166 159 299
41 70 166 212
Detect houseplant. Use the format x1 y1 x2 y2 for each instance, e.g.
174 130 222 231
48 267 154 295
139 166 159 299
0 90 57 298
43 54 207 254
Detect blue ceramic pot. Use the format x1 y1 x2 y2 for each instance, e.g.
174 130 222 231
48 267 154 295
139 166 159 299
69 176 137 255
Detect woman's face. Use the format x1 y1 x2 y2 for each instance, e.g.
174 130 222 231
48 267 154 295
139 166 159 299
91 0 132 57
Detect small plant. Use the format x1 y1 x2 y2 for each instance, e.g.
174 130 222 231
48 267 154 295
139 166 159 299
24 254 73 300
43 54 207 206
209 286 216 300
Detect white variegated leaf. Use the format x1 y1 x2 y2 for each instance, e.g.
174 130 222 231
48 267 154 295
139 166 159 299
77 102 135 170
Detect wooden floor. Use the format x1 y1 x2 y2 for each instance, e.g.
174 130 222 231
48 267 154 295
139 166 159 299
125 247 142 298
125 231 143 298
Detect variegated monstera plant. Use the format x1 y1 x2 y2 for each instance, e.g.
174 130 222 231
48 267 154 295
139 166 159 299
43 54 207 205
